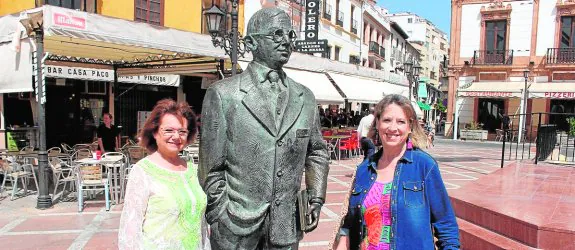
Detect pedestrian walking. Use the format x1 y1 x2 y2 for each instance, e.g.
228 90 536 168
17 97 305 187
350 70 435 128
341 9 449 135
119 99 210 249
333 94 460 250
357 107 376 160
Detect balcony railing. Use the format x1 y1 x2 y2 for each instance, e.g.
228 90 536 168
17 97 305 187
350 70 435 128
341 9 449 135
336 11 344 26
323 4 332 20
369 41 380 54
352 19 358 34
379 46 385 58
349 56 361 65
472 50 514 65
547 48 575 64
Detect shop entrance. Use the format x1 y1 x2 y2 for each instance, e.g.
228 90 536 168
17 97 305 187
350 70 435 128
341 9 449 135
550 99 575 131
477 98 504 132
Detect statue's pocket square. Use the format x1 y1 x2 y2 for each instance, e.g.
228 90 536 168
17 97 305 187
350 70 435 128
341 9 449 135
296 129 310 138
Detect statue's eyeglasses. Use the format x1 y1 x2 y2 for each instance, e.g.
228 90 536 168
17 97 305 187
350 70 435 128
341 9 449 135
251 29 297 43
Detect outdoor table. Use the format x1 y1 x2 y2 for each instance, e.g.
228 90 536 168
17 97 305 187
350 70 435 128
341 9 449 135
323 135 351 160
75 155 125 204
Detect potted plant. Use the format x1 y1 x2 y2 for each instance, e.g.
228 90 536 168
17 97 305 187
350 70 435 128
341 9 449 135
460 121 488 141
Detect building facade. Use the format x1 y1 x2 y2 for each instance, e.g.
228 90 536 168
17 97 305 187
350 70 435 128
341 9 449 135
447 0 575 138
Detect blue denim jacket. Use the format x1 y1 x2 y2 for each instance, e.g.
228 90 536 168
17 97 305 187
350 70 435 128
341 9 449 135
340 148 460 250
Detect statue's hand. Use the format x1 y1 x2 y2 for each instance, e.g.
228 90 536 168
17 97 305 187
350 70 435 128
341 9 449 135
304 202 322 232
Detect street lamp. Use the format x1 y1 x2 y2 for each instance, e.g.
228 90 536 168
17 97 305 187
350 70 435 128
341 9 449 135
404 60 413 100
413 61 422 100
203 0 249 76
519 69 530 143
20 12 53 209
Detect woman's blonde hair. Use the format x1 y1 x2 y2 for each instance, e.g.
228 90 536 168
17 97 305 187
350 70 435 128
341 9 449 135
367 94 428 149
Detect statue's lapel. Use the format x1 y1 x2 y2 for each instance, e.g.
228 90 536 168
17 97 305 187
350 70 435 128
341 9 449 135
278 77 304 139
241 65 278 137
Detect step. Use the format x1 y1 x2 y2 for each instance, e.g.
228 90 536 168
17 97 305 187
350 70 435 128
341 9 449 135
457 218 538 250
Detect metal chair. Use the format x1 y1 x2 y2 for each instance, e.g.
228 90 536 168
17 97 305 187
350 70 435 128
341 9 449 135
71 149 92 162
61 143 75 155
76 163 110 212
125 146 146 165
102 152 128 204
495 129 504 142
1 162 38 200
50 157 77 201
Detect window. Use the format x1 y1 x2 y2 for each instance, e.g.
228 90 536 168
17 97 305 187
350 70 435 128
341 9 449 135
335 46 341 61
485 20 507 51
349 55 360 65
45 0 97 12
408 18 413 23
440 42 445 50
561 16 575 48
135 0 164 26
350 6 355 33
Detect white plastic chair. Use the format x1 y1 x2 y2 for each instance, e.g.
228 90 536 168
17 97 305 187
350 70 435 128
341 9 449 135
77 163 110 212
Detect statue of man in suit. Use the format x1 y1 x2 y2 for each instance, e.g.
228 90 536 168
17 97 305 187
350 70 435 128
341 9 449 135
199 7 330 250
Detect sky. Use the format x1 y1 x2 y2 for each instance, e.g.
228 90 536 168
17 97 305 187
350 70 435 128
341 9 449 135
379 0 451 37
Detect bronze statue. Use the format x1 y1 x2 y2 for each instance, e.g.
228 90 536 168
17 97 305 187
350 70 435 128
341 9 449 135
199 7 330 250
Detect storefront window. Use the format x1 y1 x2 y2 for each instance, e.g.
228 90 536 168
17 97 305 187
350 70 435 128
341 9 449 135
550 100 575 131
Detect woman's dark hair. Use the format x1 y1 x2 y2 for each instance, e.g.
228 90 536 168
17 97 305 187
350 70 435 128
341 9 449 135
138 99 197 152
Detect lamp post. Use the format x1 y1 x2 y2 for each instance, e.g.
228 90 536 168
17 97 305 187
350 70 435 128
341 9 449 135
203 0 248 76
519 69 529 143
20 13 53 209
404 60 413 100
413 61 422 100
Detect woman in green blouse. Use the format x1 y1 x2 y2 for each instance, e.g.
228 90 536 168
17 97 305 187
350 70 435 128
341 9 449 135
119 99 209 249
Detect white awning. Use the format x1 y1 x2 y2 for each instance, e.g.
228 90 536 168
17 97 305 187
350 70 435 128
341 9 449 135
282 68 344 104
327 72 408 103
457 81 524 98
529 82 575 99
0 39 33 93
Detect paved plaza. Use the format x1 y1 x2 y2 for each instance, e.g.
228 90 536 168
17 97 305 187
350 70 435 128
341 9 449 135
0 139 508 249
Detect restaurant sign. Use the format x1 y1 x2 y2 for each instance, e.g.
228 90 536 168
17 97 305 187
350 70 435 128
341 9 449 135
459 91 516 98
45 65 180 86
534 92 575 99
295 0 328 54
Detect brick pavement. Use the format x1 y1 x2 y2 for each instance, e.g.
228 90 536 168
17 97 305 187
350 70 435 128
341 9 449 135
0 142 509 250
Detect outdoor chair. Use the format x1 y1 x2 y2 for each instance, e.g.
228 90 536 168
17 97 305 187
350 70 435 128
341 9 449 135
71 149 92 162
61 143 75 155
90 141 99 152
102 152 128 204
50 157 77 201
495 129 504 142
126 146 146 165
77 163 110 212
74 144 92 151
1 162 38 200
20 146 34 153
48 147 61 157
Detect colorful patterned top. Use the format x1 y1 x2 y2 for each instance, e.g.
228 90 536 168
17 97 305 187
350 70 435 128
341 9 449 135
361 181 393 250
119 157 210 249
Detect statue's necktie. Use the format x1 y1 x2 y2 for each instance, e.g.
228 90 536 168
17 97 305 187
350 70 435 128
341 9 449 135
267 71 281 94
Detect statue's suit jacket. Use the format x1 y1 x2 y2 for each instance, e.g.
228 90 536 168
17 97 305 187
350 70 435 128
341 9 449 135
199 63 329 246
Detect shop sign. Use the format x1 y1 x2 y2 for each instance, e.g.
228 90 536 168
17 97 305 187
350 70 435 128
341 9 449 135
45 65 180 86
543 92 575 98
53 11 87 30
459 91 514 98
295 0 328 54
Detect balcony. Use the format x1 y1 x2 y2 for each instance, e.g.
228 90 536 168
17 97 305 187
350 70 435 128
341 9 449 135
379 46 385 58
472 50 514 65
336 11 344 26
369 41 380 54
547 48 575 64
323 4 332 20
352 19 358 34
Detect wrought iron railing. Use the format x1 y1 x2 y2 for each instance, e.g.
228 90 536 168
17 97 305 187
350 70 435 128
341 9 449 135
546 48 575 64
472 50 514 65
323 4 332 20
352 19 358 34
336 11 344 26
379 46 385 58
369 42 379 54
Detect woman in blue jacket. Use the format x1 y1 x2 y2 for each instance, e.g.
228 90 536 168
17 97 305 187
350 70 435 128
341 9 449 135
335 94 460 250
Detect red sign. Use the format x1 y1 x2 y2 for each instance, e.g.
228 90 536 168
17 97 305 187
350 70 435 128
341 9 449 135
460 91 514 97
544 92 575 98
53 13 86 30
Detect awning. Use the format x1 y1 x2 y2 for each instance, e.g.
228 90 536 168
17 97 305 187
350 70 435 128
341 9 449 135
417 82 428 98
417 101 431 110
0 6 225 93
327 72 408 103
457 81 524 98
237 61 344 104
529 82 575 99
0 40 33 93
412 100 424 118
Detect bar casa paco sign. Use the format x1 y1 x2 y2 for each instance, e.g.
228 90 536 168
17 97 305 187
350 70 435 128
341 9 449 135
295 0 328 54
44 65 180 86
